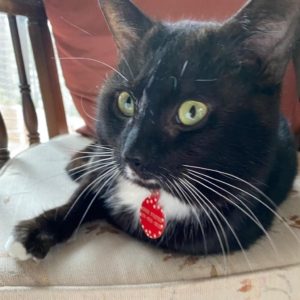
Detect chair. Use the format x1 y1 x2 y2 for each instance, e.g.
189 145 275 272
0 0 300 299
0 0 68 169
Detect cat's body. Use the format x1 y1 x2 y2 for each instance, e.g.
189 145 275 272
5 0 300 260
67 115 296 256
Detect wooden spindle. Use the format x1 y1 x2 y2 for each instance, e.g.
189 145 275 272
0 110 10 168
8 14 40 145
28 16 68 138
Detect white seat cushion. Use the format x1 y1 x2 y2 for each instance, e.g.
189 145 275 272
0 134 300 299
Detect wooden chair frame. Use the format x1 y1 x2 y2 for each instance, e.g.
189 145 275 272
0 0 68 168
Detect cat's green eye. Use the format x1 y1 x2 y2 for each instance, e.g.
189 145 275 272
178 101 208 126
117 91 135 117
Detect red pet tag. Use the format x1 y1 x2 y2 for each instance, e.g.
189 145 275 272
139 191 166 239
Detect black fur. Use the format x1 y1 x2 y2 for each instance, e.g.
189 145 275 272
12 0 299 259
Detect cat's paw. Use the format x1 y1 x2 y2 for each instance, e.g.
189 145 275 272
5 236 32 261
5 220 56 260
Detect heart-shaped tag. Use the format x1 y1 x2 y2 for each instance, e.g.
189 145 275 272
139 191 166 239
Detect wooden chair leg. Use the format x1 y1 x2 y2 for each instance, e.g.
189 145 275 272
8 15 40 145
0 110 10 169
28 16 68 138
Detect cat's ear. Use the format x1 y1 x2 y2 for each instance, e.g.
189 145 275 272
223 0 300 84
99 0 154 51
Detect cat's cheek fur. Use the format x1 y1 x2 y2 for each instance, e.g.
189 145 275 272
106 177 193 229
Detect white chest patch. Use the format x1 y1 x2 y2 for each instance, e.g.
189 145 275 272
106 177 193 226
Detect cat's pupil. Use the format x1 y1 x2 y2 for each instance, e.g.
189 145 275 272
189 106 196 119
125 97 132 108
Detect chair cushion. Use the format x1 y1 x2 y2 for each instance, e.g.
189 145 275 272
0 134 300 298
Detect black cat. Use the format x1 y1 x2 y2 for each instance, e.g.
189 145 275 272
6 0 299 260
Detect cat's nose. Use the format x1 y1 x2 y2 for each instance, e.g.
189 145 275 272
124 153 144 172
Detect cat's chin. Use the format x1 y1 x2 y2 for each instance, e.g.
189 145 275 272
123 174 161 190
131 178 161 190
123 165 161 190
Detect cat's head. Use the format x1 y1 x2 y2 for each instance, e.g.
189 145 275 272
96 0 299 192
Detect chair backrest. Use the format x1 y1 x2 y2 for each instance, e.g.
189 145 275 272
0 0 68 168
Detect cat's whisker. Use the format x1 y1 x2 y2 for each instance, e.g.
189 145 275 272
80 97 100 123
67 163 112 179
85 148 112 153
60 16 93 36
164 170 228 271
71 150 113 156
67 148 115 171
68 154 113 165
184 167 300 246
103 167 121 193
184 174 253 270
159 173 195 243
73 151 113 159
57 57 129 82
177 176 229 249
159 167 209 255
175 177 231 273
70 150 112 155
121 53 134 79
90 165 118 192
63 163 117 220
67 157 114 174
161 171 208 254
86 144 114 151
63 173 106 221
80 143 112 149
166 179 195 247
166 175 209 257
181 176 253 272
184 171 279 257
71 160 117 183
91 165 120 192
65 147 114 156
67 157 114 173
185 170 277 247
75 169 119 234
183 164 275 208
163 177 195 245
85 145 120 155
187 168 274 208
5 166 106 197
74 168 120 236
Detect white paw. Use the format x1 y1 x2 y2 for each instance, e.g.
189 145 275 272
5 236 32 261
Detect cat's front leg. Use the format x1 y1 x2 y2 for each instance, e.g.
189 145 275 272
5 177 107 260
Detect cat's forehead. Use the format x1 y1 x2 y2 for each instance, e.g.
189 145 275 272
142 23 219 75
128 23 220 103
148 22 217 61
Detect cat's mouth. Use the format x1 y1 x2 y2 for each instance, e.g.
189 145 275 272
123 165 161 190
